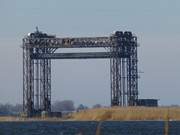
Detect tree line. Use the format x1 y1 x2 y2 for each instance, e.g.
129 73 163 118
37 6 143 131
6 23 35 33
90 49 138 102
0 100 102 115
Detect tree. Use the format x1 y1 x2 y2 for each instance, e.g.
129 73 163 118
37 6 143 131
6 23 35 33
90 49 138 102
12 104 23 112
0 103 23 115
77 104 88 111
92 104 102 109
52 100 75 112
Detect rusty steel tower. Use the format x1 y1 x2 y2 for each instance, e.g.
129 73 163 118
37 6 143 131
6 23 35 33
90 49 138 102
22 29 138 116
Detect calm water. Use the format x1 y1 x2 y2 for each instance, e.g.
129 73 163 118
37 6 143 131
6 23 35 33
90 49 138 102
0 121 180 135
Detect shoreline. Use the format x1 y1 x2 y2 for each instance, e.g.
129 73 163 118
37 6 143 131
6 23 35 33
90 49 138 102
0 119 179 122
1 107 180 122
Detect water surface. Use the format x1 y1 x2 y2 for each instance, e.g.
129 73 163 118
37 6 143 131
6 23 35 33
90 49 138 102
0 121 179 135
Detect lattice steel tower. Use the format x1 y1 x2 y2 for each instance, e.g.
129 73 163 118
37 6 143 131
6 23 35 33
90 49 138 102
22 29 138 116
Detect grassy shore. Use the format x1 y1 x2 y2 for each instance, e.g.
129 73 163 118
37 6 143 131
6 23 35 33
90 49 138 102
1 107 180 121
0 116 64 122
70 107 180 121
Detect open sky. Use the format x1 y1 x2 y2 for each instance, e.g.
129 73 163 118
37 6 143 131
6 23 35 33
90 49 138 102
0 0 180 107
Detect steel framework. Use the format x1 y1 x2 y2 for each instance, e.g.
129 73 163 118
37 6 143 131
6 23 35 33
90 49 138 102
22 30 138 116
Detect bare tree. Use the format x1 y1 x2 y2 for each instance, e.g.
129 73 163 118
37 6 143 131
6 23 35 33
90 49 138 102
92 104 102 109
52 100 75 112
0 103 23 115
77 104 88 111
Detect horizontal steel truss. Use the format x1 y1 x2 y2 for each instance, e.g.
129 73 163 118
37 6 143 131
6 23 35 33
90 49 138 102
23 36 137 48
31 52 130 59
23 34 138 116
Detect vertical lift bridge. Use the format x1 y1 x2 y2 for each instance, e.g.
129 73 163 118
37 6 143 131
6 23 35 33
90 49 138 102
22 30 138 116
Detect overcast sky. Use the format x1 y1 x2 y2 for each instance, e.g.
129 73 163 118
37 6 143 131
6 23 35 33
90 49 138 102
0 0 180 107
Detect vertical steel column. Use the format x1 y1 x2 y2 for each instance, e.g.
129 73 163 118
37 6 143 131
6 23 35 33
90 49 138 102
47 59 51 112
122 58 126 106
110 47 118 105
127 57 131 105
40 58 44 110
110 36 121 106
118 58 122 106
23 43 26 112
34 48 41 111
130 37 138 105
38 48 51 113
23 40 34 116
110 46 122 105
35 59 39 110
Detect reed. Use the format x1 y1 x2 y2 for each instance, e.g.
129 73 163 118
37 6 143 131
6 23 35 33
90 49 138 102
164 108 169 135
95 121 103 135
71 107 180 121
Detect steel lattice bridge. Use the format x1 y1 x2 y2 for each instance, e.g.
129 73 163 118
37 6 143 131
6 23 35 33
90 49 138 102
22 29 138 116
